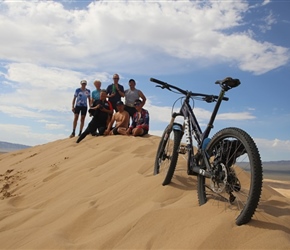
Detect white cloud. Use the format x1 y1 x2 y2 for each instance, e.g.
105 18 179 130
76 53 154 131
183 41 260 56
255 138 290 161
0 105 50 119
0 0 288 75
0 123 66 146
217 112 255 120
45 123 66 130
261 0 271 6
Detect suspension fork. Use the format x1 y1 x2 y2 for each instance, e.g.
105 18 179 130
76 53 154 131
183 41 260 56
165 112 181 131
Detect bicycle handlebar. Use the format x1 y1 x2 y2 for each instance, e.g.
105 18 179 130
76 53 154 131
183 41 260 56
150 78 229 102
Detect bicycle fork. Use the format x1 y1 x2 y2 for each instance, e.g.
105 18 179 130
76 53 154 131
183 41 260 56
168 113 213 179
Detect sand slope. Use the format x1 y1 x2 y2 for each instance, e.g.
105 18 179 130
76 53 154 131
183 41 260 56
0 135 289 249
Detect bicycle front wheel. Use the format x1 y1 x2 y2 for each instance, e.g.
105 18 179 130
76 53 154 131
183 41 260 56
154 124 182 185
197 127 262 226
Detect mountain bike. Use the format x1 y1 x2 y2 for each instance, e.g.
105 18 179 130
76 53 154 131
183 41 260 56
151 77 263 226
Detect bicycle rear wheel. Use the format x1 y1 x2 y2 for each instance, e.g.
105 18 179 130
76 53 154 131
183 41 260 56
197 127 262 226
154 124 182 185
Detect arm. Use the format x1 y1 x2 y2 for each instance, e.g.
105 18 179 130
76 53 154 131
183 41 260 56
137 110 149 130
101 101 113 115
91 91 94 106
101 107 113 115
72 96 76 112
88 95 92 107
116 85 125 97
128 113 137 133
106 101 113 126
106 85 115 98
138 90 147 108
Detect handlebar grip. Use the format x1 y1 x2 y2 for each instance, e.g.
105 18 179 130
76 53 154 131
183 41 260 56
150 78 167 86
223 97 229 101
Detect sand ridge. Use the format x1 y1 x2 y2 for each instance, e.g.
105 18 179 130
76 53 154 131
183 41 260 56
0 135 289 249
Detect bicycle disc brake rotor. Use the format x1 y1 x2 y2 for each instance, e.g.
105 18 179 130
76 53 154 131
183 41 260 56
210 163 228 193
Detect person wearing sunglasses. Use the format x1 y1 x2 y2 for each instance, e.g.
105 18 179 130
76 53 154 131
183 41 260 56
104 101 129 135
70 80 91 138
106 73 125 112
124 79 146 122
126 99 149 137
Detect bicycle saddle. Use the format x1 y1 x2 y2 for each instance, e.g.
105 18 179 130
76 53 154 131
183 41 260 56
215 77 241 90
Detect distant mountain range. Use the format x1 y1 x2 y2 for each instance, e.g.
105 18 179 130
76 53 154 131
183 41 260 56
0 141 31 153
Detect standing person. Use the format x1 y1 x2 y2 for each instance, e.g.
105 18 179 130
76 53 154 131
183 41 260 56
126 99 149 137
70 80 91 138
104 101 129 135
89 80 102 117
124 79 146 122
106 73 125 112
77 89 113 143
91 80 102 105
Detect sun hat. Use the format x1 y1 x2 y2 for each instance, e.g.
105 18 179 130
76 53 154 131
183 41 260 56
80 80 87 84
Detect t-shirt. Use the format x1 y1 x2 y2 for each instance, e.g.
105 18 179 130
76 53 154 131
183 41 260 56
74 88 90 107
92 89 101 103
130 108 149 131
106 84 124 107
92 99 113 126
125 88 140 107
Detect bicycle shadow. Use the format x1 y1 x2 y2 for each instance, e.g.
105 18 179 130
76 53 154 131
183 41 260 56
259 199 290 217
248 219 290 234
169 174 198 191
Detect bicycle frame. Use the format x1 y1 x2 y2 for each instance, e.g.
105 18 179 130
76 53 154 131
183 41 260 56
164 88 228 178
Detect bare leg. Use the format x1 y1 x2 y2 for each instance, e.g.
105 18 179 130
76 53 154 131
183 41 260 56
117 127 128 135
70 113 79 137
80 115 86 134
132 128 144 136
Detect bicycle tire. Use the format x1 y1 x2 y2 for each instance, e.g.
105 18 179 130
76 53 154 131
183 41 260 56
197 127 262 226
154 125 182 186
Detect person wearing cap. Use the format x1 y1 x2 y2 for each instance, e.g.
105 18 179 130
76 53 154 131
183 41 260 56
106 73 125 112
76 89 113 143
124 79 146 122
126 99 149 137
104 101 129 135
70 80 91 138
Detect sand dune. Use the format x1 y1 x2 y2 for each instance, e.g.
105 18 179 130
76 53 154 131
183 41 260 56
0 135 290 249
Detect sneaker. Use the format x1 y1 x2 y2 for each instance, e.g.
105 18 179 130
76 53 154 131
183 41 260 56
69 132 75 138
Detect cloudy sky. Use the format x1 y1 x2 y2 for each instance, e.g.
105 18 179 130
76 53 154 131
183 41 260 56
0 0 289 161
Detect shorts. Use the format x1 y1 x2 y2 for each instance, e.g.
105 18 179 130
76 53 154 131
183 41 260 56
74 106 88 116
112 127 120 135
124 105 136 118
130 127 148 136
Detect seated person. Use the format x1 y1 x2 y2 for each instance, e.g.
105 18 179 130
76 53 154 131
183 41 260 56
77 90 113 143
126 99 149 136
104 101 129 135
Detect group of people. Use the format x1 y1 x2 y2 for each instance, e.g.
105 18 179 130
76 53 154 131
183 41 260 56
70 74 149 143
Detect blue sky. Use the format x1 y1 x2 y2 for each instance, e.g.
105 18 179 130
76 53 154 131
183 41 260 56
0 0 289 161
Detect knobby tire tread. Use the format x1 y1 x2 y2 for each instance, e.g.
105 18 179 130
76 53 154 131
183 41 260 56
197 127 262 226
162 129 182 185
